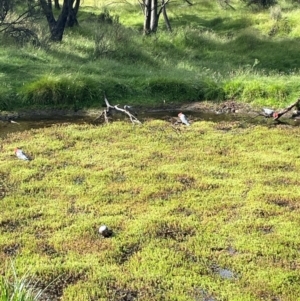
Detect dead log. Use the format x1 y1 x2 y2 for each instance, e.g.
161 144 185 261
94 95 142 125
273 98 300 120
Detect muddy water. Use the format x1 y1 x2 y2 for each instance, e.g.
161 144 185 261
0 110 299 139
0 116 88 138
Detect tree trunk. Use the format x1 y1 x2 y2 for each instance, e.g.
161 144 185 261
39 0 70 41
150 0 158 32
161 0 171 31
143 0 151 34
54 0 60 9
143 0 170 34
66 0 80 27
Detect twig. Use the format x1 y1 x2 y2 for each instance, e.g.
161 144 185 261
0 4 40 33
94 94 142 124
115 105 142 124
184 0 193 5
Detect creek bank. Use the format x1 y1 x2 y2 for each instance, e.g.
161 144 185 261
0 101 299 128
0 101 258 120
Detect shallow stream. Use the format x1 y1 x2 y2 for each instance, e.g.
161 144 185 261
0 109 299 138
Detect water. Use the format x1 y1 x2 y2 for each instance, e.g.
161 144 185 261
1 110 298 139
0 116 88 138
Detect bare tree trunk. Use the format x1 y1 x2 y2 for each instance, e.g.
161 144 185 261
39 0 70 41
143 0 172 34
54 0 60 9
150 0 158 32
162 0 171 31
143 0 151 34
66 0 80 27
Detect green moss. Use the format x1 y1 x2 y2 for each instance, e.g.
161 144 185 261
1 120 300 300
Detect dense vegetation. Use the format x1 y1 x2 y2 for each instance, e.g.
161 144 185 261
0 0 300 111
1 1 300 300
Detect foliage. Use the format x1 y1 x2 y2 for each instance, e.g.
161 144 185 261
1 1 300 108
0 0 40 46
93 10 127 58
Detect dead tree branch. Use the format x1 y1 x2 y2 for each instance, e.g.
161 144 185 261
273 98 300 120
184 0 193 5
94 95 142 124
0 4 40 33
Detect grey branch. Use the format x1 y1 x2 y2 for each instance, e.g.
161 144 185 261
273 98 300 121
94 95 142 124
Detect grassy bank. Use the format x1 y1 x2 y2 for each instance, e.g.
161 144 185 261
1 119 300 300
0 0 300 111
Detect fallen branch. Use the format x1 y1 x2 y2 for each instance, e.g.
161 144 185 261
273 98 300 120
253 98 300 121
94 95 142 124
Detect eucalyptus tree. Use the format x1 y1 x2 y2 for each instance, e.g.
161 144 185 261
141 0 171 34
54 0 59 9
141 0 192 34
39 0 80 41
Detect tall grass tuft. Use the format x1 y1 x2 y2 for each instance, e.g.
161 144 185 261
19 75 101 108
0 262 43 301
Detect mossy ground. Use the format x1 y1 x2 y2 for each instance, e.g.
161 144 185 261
1 118 300 300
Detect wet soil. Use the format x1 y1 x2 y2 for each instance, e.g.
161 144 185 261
0 101 299 138
0 100 255 120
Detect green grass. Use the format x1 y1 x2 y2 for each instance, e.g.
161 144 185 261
2 3 300 299
0 261 46 301
1 119 300 300
1 0 300 110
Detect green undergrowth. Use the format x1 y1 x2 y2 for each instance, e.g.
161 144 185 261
1 119 300 300
1 1 300 110
0 261 46 301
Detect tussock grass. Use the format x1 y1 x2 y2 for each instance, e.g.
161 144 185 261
1 120 300 300
0 261 47 301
